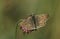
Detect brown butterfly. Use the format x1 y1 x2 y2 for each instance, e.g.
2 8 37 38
18 14 49 34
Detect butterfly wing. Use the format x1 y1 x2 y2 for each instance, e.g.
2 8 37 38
18 16 35 33
36 14 49 29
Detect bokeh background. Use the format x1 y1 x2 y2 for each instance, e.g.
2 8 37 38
0 0 60 39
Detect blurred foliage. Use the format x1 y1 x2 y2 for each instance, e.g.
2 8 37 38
0 0 60 39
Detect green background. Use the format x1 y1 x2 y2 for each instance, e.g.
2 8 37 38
0 0 60 39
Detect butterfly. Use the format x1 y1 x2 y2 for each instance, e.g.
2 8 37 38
18 13 49 34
